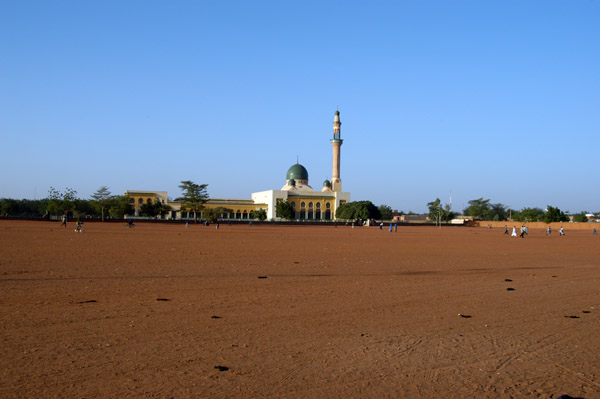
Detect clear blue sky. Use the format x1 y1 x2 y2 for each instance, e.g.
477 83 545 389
1 0 598 213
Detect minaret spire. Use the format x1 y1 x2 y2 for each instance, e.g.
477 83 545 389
331 109 343 192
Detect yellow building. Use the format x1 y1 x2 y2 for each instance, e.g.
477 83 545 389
126 110 350 220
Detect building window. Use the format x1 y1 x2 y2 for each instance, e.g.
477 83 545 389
147 198 152 204
138 198 143 205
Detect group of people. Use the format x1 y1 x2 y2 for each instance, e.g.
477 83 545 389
379 222 398 232
60 215 84 233
503 224 589 237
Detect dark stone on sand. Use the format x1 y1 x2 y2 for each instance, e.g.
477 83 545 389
459 314 472 318
564 315 580 319
76 300 97 304
258 276 268 279
156 298 169 301
211 315 222 319
504 279 513 282
506 288 515 291
556 395 584 399
582 311 591 314
214 365 229 371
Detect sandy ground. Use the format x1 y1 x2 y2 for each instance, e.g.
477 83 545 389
1 220 599 398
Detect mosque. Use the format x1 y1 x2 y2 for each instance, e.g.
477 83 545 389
125 110 350 221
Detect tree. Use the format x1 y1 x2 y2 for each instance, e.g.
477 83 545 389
90 186 111 222
514 207 544 222
140 201 159 217
573 212 588 223
427 198 443 225
427 198 455 225
107 195 134 218
544 205 569 223
335 201 381 221
464 198 491 219
253 208 267 221
178 180 209 223
276 200 294 220
203 207 233 222
378 204 393 220
48 187 77 218
487 203 508 221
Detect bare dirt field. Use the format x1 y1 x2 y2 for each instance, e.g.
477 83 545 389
1 220 599 398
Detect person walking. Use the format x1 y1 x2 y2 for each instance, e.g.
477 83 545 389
546 226 551 235
504 225 509 235
511 226 517 237
559 226 565 236
61 214 67 228
593 226 597 236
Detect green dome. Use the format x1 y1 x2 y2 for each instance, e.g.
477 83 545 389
323 180 331 187
286 163 308 180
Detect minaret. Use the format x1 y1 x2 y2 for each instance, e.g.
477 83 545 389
331 110 343 192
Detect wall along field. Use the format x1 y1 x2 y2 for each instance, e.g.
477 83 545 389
1 221 599 398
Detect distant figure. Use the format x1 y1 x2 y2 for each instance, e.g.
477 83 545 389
185 220 189 228
519 225 526 238
394 223 398 232
559 226 565 236
61 214 67 228
524 226 528 235
511 226 517 237
593 227 597 236
504 225 509 235
546 226 551 235
352 222 354 229
216 220 219 230
127 219 135 229
75 220 83 233
379 222 383 230
389 223 393 232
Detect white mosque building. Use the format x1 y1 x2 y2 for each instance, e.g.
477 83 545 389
126 110 350 220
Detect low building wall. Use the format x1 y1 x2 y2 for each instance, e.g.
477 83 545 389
476 221 597 231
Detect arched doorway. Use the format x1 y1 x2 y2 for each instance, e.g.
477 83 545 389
290 201 297 219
